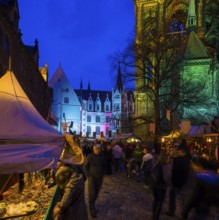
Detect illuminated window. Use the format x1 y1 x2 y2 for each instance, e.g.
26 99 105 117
87 115 91 122
96 126 100 135
64 97 69 104
96 115 100 123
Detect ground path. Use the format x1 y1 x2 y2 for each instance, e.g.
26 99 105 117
84 171 185 220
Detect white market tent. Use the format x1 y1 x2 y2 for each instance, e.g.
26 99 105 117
0 71 65 174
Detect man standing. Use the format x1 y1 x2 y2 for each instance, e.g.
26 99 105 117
83 144 105 218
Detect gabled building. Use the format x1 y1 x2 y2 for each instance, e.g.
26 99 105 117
0 0 52 119
49 65 81 133
50 65 135 138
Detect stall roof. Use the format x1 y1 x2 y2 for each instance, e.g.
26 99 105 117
0 71 65 174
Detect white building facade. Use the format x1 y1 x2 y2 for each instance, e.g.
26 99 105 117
49 65 135 138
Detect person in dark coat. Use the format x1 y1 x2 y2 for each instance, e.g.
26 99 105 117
141 147 154 188
166 139 191 217
181 157 219 219
150 151 169 220
104 141 113 175
83 144 105 218
53 165 88 220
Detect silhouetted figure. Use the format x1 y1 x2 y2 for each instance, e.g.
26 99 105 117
83 144 105 218
181 157 219 219
166 139 191 217
150 151 169 220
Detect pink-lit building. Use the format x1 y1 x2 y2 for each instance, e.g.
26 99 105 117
49 64 135 138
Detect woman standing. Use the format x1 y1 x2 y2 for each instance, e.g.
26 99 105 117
53 165 88 220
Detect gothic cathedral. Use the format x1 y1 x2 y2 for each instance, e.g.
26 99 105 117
133 0 219 139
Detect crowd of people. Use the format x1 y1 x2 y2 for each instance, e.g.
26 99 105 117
47 135 219 220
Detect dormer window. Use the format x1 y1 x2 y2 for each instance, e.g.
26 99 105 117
95 93 101 111
89 103 92 111
88 94 94 111
96 104 100 111
104 94 111 112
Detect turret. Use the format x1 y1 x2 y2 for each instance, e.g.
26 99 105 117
186 0 197 32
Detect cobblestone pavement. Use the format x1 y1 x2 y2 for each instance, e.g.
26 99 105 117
84 171 219 220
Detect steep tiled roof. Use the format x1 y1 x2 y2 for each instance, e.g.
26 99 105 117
75 89 112 103
49 64 67 87
75 89 112 112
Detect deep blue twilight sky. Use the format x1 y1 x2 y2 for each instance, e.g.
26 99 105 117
18 1 135 91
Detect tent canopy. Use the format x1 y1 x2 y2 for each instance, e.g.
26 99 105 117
0 71 65 174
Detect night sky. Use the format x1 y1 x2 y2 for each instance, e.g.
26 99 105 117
18 0 135 91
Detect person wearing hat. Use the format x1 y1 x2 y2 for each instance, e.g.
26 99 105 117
83 144 105 218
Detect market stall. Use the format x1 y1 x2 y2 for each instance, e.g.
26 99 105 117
126 134 143 144
188 133 219 161
0 71 66 219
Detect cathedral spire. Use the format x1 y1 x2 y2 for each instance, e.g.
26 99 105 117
186 0 197 32
80 77 83 90
116 63 123 92
87 81 91 92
